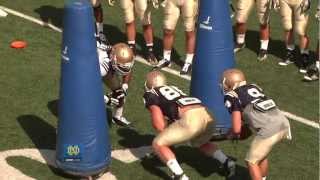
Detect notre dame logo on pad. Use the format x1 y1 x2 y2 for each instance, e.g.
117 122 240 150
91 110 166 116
64 144 82 162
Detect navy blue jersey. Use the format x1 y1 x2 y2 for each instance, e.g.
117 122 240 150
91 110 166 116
224 84 274 113
143 85 202 122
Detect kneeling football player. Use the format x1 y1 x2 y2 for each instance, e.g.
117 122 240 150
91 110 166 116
143 70 236 179
221 68 292 180
97 41 135 127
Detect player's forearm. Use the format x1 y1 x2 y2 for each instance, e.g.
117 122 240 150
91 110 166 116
231 111 242 134
122 72 132 84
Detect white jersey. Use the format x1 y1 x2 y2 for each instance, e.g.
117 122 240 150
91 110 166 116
97 40 112 77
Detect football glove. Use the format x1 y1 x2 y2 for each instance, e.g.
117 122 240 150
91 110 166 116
122 83 129 95
300 0 311 13
104 95 120 106
108 0 115 6
111 88 126 107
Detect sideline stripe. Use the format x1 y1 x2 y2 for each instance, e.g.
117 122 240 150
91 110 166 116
1 6 318 129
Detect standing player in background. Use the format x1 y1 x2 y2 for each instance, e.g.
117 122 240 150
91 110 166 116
91 0 115 42
221 69 292 180
304 2 319 81
278 0 311 73
97 41 135 127
118 0 158 65
234 0 273 61
234 0 272 61
143 70 236 180
155 0 198 75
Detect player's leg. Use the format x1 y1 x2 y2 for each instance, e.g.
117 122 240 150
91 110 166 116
180 0 198 75
91 0 106 41
120 0 137 53
234 0 254 53
246 130 288 180
152 121 194 179
156 0 179 68
103 73 132 127
135 0 158 65
256 0 271 61
278 0 295 66
191 109 236 177
198 143 236 177
304 42 319 81
294 1 310 73
259 158 268 180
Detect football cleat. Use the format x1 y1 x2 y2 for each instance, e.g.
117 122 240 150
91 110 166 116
110 43 135 75
128 43 136 55
221 69 247 93
257 49 268 61
298 53 309 74
278 49 295 66
171 173 189 180
112 116 132 127
155 59 171 69
220 158 236 178
146 50 158 65
180 62 192 75
304 62 319 81
233 43 245 53
145 70 167 91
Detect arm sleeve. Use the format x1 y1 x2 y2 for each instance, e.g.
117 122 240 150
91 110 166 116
143 92 160 108
224 95 242 113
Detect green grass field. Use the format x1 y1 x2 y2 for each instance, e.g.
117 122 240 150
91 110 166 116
0 0 318 179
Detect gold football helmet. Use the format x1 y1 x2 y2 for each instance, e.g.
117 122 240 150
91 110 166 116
110 43 134 75
221 68 247 93
145 70 167 91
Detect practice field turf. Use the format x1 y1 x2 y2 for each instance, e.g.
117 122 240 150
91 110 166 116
0 0 318 179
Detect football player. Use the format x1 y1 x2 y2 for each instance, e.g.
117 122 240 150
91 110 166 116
304 3 319 81
143 70 236 179
155 0 198 75
221 69 292 180
97 41 135 127
234 0 273 61
116 0 158 65
278 0 310 73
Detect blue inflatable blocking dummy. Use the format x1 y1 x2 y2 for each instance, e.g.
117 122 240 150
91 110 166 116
56 0 110 176
191 0 235 134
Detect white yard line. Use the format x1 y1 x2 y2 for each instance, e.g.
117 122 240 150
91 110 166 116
1 6 318 129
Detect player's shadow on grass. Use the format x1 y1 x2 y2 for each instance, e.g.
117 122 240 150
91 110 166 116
116 128 154 148
47 99 59 117
34 5 63 28
17 115 77 179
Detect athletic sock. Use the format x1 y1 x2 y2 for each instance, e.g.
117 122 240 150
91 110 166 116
237 34 245 44
166 159 184 176
212 149 228 164
185 53 194 64
260 39 269 50
163 50 172 61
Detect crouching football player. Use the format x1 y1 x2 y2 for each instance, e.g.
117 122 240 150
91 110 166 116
221 68 292 180
97 41 135 127
143 70 236 179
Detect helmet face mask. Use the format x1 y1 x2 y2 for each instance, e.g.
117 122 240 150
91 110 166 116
145 70 167 91
110 43 134 75
221 69 247 94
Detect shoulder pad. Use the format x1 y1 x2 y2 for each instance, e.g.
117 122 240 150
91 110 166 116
251 83 263 91
226 90 239 98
